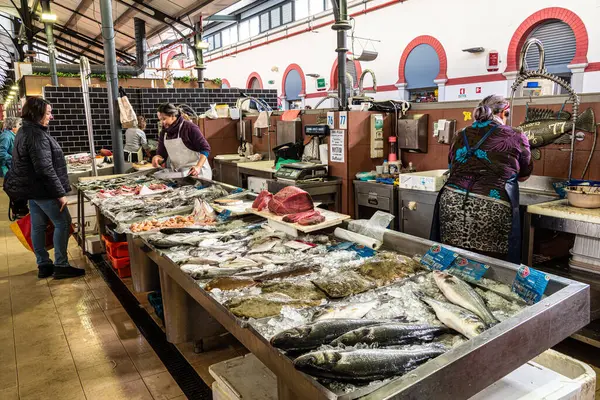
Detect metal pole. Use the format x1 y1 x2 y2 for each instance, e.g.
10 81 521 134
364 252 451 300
194 17 205 89
40 0 58 86
99 0 125 173
20 0 35 61
80 57 98 176
331 0 351 110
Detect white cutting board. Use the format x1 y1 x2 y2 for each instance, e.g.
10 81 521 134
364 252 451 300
527 200 600 224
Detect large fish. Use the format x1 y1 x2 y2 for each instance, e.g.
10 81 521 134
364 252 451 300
312 271 377 299
261 281 326 301
294 347 446 381
225 293 322 319
313 300 379 321
330 323 447 347
271 319 386 351
420 296 486 339
516 107 595 160
181 264 248 279
432 271 497 326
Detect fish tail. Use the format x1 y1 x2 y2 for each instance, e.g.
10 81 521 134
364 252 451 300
575 108 596 132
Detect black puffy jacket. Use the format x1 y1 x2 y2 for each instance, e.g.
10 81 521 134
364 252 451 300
4 120 70 200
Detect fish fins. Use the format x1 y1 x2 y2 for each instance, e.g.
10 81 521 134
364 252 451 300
531 148 541 160
524 107 571 122
575 107 596 133
551 134 573 145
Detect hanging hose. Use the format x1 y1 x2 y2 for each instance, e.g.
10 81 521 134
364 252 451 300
581 123 599 179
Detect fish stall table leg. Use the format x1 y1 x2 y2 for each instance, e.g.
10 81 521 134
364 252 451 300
128 234 161 293
523 211 535 266
158 267 226 346
78 189 86 253
277 377 303 400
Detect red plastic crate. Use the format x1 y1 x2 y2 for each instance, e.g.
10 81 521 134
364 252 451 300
116 266 131 278
102 235 129 258
107 252 131 271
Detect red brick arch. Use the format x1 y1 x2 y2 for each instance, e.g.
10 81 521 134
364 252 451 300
505 7 588 72
397 35 447 84
329 55 363 90
246 72 263 89
281 64 306 97
221 79 231 88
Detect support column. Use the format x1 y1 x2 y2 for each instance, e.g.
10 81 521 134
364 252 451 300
395 83 409 101
434 78 447 102
40 0 58 86
331 0 351 110
194 17 205 89
20 0 34 62
568 63 588 93
99 0 125 173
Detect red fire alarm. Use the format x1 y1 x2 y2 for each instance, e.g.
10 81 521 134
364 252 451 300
487 50 499 72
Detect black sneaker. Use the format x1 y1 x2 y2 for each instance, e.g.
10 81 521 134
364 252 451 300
38 264 54 279
53 266 86 280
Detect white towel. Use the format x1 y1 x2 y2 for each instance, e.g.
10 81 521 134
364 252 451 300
255 111 272 129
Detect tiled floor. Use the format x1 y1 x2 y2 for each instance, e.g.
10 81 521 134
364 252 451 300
0 190 185 400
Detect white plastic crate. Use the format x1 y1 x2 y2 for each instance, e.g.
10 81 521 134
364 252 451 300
399 169 448 192
572 235 600 259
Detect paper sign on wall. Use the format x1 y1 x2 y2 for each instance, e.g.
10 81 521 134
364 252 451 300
330 129 345 163
327 112 335 129
339 111 348 130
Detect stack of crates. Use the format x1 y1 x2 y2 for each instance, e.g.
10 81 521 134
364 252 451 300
102 234 131 278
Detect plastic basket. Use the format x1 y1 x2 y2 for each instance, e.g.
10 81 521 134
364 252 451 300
116 266 131 278
107 252 131 271
102 235 129 258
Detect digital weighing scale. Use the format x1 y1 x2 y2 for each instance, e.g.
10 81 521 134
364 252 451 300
275 162 328 181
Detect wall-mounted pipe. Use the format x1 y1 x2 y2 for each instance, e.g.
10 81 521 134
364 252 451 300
29 18 147 76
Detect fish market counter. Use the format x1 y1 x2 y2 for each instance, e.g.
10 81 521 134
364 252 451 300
130 229 589 400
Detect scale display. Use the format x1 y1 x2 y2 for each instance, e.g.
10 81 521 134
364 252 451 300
304 125 330 136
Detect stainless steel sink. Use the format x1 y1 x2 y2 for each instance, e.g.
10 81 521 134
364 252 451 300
519 175 561 206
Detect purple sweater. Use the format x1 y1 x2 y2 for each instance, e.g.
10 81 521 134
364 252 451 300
157 116 211 160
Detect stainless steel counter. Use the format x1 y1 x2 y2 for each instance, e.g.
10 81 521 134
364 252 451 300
132 229 589 400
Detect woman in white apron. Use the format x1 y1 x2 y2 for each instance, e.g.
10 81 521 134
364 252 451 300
151 103 212 179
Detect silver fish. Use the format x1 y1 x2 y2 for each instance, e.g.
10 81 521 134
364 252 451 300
271 319 386 351
331 323 447 347
432 271 497 326
219 257 259 269
294 347 446 381
421 296 485 339
180 264 248 279
313 300 379 322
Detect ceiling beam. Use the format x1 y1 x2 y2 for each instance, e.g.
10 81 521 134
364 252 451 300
35 33 109 64
35 38 104 64
60 0 94 32
51 2 135 40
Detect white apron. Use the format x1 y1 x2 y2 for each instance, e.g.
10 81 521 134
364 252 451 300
163 121 212 179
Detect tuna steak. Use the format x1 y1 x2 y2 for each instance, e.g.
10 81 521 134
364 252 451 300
268 186 314 215
252 190 272 211
298 213 325 225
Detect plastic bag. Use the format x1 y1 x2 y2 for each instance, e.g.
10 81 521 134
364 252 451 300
10 214 74 252
347 211 395 241
117 96 137 128
205 104 219 120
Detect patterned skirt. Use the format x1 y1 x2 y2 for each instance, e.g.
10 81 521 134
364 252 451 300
439 187 512 255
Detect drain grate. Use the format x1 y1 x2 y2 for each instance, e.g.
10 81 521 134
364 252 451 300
89 254 213 400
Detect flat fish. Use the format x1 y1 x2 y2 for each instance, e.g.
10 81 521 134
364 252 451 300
313 300 379 322
186 254 236 265
271 319 387 351
312 271 377 298
205 276 256 291
254 265 314 282
330 323 448 347
225 293 322 319
421 296 486 339
432 271 497 326
219 257 259 269
261 281 326 301
357 254 418 286
294 347 446 381
247 240 280 254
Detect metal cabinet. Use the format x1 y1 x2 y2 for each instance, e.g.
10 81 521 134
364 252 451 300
353 181 398 230
398 188 438 239
214 159 240 187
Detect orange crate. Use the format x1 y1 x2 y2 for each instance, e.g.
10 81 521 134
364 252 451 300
102 235 129 258
116 266 131 278
107 252 131 270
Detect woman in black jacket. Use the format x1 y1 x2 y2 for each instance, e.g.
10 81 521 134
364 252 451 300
4 97 85 279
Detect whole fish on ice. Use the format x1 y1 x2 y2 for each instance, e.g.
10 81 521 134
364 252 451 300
330 323 447 347
312 271 377 298
312 300 379 321
261 281 326 301
271 319 386 351
420 296 486 339
294 347 446 381
432 271 497 326
225 293 322 319
180 264 247 279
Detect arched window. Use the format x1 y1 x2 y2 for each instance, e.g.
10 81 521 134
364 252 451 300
282 64 306 110
524 20 576 83
246 72 263 90
330 56 362 99
250 78 260 89
405 44 439 102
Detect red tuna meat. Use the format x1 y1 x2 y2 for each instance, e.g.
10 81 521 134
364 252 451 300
252 190 273 211
268 186 314 216
298 212 325 225
283 210 320 223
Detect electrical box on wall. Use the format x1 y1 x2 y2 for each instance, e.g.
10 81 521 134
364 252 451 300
434 119 457 145
397 114 429 153
521 79 558 97
370 114 384 158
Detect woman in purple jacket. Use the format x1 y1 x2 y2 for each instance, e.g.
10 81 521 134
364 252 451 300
151 103 212 179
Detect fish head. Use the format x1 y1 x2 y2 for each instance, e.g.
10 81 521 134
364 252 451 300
432 271 456 286
270 326 313 348
294 350 341 369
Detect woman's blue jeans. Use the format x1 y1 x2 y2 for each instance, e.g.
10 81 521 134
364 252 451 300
28 199 71 268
